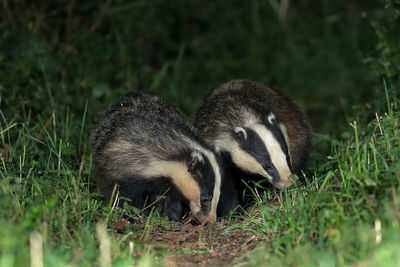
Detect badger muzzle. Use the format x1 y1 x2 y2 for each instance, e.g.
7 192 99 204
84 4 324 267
193 212 217 224
190 201 217 224
272 173 297 190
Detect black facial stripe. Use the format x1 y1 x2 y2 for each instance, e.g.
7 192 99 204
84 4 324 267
195 153 215 212
239 128 269 161
261 117 291 169
238 127 289 181
269 166 281 184
238 128 277 177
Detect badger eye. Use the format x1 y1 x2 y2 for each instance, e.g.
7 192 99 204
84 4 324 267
263 162 272 170
233 127 246 142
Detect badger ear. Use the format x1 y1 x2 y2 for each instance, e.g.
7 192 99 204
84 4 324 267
267 112 276 124
278 122 292 160
233 127 247 142
188 151 203 173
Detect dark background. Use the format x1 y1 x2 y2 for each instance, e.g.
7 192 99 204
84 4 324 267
1 0 399 136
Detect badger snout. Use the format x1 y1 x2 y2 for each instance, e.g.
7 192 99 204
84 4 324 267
274 179 292 190
194 212 217 224
190 201 217 224
274 174 297 190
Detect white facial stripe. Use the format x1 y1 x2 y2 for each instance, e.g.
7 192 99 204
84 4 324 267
142 161 202 211
252 124 292 181
278 123 291 162
230 142 272 181
214 133 271 181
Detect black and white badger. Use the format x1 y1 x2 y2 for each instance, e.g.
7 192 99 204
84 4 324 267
92 91 222 223
194 80 312 216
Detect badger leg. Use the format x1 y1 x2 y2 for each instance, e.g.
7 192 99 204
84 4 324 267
162 194 184 221
217 174 239 217
108 180 150 211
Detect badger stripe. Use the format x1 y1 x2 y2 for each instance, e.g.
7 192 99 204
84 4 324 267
142 161 202 210
262 114 290 158
278 123 292 166
230 141 268 178
103 139 204 212
103 134 221 222
251 124 292 184
183 138 221 222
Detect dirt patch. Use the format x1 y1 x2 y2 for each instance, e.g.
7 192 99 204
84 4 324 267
113 219 263 266
148 221 262 266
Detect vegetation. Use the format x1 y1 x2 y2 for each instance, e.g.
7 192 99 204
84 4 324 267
0 0 399 266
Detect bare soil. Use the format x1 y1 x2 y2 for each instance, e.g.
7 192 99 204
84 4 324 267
113 220 263 266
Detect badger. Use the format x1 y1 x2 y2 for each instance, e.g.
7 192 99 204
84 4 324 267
194 79 312 216
92 91 222 224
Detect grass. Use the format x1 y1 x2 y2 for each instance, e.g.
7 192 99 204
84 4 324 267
1 0 399 266
243 107 400 265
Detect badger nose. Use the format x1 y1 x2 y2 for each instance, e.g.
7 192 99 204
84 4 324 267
275 180 292 190
275 174 297 190
194 212 216 225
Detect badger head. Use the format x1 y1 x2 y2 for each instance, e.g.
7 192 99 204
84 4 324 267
185 150 222 224
158 149 221 224
216 112 293 190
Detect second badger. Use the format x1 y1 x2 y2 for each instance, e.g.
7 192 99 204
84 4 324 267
92 91 222 223
195 80 312 215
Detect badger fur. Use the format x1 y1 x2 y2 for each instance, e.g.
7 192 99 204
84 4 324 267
92 91 222 223
194 80 312 215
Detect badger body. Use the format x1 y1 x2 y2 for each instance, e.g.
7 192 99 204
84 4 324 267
93 91 222 223
194 80 312 215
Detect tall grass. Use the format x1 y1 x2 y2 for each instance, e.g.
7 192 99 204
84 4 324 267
241 95 399 265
